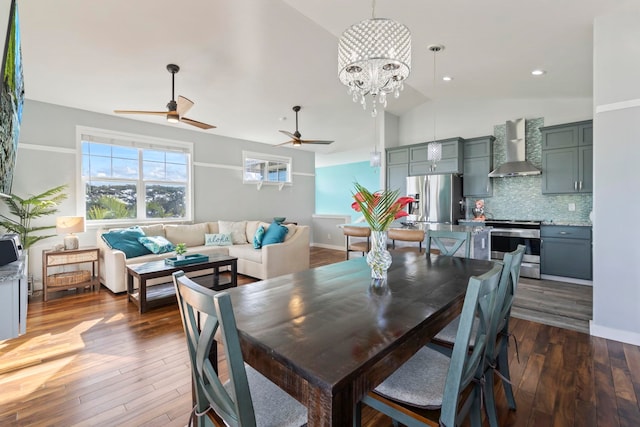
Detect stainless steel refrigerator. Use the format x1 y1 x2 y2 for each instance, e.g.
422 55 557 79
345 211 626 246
406 175 464 223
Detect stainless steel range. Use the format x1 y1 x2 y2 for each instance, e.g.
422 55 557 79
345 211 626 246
485 219 541 279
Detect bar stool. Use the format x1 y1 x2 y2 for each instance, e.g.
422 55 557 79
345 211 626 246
342 226 371 260
387 228 425 253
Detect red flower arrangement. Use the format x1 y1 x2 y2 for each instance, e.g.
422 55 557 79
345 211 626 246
351 182 414 231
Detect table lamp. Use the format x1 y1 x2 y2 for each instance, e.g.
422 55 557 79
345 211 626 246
56 216 85 250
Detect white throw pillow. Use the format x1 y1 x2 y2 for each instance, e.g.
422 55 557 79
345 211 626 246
218 221 248 244
205 233 233 246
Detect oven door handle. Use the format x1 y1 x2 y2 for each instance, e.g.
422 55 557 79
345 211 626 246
490 229 541 239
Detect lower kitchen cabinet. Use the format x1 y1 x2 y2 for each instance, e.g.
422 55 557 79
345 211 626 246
541 225 592 280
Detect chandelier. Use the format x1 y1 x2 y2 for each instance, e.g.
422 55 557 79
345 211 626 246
338 1 411 117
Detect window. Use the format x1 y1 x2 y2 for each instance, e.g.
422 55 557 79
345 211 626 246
243 151 292 186
79 129 192 223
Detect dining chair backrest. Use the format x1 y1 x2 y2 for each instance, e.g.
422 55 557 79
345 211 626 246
426 229 471 258
440 262 503 426
387 228 425 252
173 271 256 427
343 225 371 259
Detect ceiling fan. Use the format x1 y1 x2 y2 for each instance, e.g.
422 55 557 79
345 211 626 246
278 106 333 146
114 64 216 130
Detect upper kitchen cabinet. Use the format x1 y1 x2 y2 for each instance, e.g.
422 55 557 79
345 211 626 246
409 138 463 175
540 120 593 194
386 147 409 195
462 136 494 197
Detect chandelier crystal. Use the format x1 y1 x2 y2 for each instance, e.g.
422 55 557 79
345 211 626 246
338 11 411 117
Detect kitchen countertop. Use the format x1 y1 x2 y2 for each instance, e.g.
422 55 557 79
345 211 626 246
541 221 592 227
341 221 490 235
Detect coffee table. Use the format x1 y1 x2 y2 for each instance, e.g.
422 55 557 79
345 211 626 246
126 254 237 313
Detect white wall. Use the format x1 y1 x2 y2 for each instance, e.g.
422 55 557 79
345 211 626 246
9 100 316 287
591 4 640 345
399 97 592 144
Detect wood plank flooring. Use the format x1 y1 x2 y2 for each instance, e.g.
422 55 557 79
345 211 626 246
0 247 637 426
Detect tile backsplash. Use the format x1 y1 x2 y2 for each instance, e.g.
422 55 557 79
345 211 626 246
465 117 592 223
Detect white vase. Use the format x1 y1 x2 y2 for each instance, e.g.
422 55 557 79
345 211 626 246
176 254 185 260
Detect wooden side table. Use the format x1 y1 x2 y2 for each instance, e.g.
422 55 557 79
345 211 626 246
42 247 100 301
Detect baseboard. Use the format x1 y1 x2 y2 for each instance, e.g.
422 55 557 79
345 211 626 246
540 274 593 286
590 321 640 346
311 243 344 251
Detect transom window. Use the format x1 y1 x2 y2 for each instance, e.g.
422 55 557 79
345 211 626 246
79 129 192 223
242 151 292 185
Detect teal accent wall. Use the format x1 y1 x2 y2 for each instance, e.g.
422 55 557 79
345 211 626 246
466 118 593 222
316 161 381 221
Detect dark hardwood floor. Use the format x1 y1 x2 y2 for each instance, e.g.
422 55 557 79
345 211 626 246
0 247 637 426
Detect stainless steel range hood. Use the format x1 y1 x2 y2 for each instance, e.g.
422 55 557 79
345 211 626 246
488 118 541 177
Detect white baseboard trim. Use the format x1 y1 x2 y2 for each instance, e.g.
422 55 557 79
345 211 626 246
590 321 640 346
311 243 344 251
540 274 593 286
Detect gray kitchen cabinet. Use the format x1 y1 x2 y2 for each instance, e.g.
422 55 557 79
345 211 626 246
463 136 494 197
541 225 592 280
386 147 409 194
541 120 592 194
387 163 409 195
409 138 463 175
387 147 409 165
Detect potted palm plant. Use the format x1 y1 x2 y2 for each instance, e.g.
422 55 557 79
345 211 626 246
0 185 68 250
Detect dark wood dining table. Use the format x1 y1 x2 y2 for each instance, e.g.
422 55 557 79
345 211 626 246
225 252 496 426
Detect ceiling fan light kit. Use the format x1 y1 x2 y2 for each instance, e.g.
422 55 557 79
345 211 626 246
114 64 216 130
338 0 411 117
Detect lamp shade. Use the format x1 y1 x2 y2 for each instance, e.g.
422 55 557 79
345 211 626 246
56 216 85 235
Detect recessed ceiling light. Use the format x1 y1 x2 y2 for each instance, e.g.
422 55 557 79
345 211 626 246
442 76 453 82
531 69 546 76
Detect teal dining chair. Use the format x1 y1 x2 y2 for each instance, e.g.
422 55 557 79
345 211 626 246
426 230 471 258
429 245 526 427
172 271 307 427
355 262 504 427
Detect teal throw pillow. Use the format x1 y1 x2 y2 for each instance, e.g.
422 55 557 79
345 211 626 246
205 233 233 246
261 221 289 247
138 235 175 254
253 225 266 249
101 226 152 258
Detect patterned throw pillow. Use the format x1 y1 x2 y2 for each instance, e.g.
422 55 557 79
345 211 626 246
205 233 233 246
138 235 175 254
253 225 266 249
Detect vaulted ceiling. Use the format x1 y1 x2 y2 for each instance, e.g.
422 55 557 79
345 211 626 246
17 0 623 157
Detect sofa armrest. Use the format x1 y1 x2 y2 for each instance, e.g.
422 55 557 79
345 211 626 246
261 225 310 277
96 229 128 293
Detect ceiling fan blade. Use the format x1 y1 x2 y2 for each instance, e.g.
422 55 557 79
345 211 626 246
279 130 298 140
300 140 334 145
180 116 217 130
276 140 295 146
114 110 169 116
176 95 194 116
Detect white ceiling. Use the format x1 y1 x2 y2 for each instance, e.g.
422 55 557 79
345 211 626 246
18 0 623 157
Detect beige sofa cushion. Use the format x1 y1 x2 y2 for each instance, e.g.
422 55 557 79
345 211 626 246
164 223 208 247
228 244 262 264
207 222 219 234
219 220 248 244
245 221 261 243
138 224 165 237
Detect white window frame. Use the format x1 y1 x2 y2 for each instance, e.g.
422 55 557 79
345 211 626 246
76 126 194 227
242 151 292 190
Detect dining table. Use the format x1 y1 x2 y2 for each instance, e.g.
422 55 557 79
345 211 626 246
225 252 496 426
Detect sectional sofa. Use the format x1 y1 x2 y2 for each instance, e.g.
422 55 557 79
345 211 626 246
96 220 310 293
